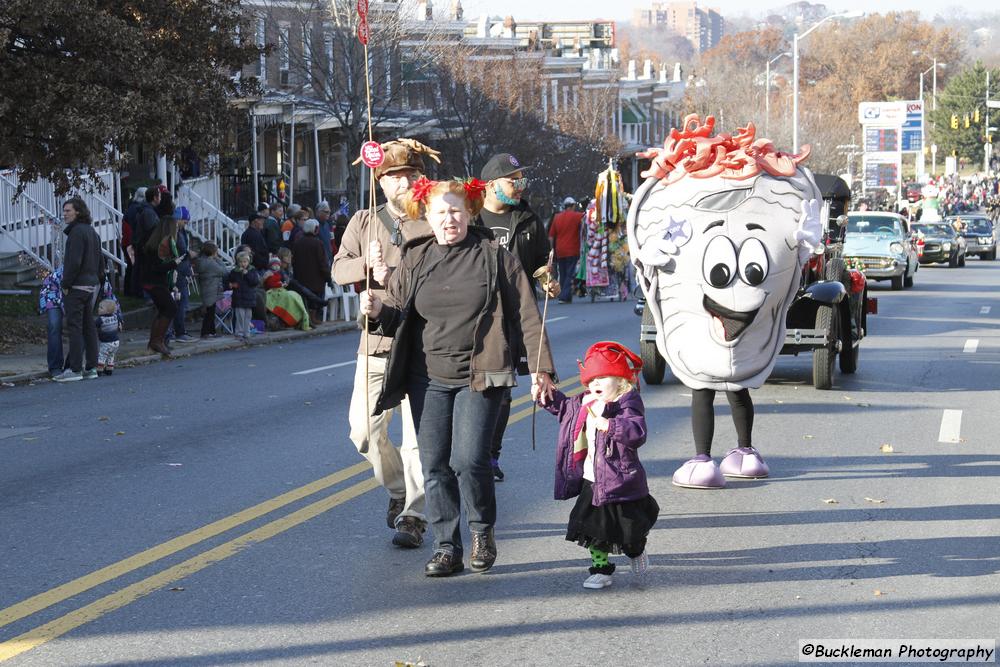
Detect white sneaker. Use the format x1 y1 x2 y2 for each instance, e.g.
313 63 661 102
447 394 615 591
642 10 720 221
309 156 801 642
629 551 649 576
583 573 613 589
51 369 82 383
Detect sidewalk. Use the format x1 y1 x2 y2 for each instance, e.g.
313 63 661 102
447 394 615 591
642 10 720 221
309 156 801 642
0 319 358 387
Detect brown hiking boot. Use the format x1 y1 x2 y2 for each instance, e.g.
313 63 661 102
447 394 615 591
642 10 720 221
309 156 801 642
392 516 426 549
386 497 405 529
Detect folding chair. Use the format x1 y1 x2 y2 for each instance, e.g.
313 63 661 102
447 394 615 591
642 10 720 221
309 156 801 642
215 290 234 335
324 283 359 322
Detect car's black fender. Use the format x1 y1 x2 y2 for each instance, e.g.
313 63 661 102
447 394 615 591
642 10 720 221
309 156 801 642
802 280 847 305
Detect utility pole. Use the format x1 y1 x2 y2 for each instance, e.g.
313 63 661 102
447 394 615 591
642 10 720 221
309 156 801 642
985 70 991 173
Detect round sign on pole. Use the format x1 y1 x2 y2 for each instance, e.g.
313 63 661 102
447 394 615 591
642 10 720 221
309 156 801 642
360 141 384 168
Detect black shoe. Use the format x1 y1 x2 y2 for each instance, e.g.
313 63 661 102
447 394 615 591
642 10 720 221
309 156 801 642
425 550 464 577
491 460 505 482
392 516 426 549
470 527 497 573
387 497 405 529
103 369 113 376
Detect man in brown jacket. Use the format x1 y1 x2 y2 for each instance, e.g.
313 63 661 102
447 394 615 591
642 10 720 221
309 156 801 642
332 138 440 549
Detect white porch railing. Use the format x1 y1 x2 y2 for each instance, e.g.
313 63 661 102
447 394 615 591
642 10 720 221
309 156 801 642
176 176 245 261
0 169 126 274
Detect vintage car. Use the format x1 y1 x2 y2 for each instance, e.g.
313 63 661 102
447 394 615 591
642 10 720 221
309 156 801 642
843 212 918 290
911 222 967 267
948 215 996 260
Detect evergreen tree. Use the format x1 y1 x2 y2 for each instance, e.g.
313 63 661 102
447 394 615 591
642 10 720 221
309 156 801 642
929 62 1000 163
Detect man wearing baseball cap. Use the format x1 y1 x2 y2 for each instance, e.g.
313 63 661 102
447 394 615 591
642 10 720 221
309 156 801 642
333 137 440 549
476 152 555 482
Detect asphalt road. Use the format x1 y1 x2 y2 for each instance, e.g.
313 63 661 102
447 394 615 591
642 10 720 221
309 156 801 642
1 255 999 666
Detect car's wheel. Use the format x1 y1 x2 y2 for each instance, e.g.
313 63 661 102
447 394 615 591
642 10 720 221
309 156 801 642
839 304 859 374
960 252 967 267
640 307 666 385
988 248 997 261
904 271 914 288
949 251 959 267
890 274 903 290
813 305 838 390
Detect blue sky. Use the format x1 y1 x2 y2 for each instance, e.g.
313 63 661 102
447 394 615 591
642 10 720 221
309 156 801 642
460 1 967 22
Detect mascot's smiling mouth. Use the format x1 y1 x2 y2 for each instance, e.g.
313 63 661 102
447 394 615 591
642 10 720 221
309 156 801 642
702 295 760 342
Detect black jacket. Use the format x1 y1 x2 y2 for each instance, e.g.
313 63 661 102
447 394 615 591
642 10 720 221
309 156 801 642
475 200 551 278
132 203 159 253
226 268 260 308
241 226 270 270
371 226 555 414
62 221 104 288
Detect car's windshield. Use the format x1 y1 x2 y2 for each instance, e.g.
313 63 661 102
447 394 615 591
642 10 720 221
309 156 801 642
953 218 992 234
912 224 954 237
847 216 902 236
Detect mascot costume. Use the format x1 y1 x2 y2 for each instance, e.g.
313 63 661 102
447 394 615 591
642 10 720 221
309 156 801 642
627 115 823 489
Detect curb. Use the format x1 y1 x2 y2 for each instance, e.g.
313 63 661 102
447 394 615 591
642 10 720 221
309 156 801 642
0 321 358 387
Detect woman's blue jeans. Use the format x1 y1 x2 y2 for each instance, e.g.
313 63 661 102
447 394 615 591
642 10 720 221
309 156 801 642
406 378 504 556
46 308 65 375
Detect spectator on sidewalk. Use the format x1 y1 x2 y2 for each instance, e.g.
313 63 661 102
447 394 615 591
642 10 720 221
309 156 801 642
168 206 196 343
155 188 174 218
316 201 334 262
54 197 103 382
265 202 284 255
292 219 332 320
276 246 325 313
141 215 182 358
95 298 122 375
38 266 66 379
131 187 161 297
333 212 350 249
122 188 145 297
280 204 301 246
241 214 270 271
195 242 228 339
227 251 259 341
548 197 584 304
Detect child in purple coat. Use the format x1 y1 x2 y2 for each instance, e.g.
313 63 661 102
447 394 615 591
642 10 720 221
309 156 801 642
535 341 659 590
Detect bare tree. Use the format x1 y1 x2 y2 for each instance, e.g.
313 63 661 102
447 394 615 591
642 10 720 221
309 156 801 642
253 0 451 202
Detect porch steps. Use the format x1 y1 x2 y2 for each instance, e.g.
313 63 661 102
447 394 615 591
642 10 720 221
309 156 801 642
0 253 37 289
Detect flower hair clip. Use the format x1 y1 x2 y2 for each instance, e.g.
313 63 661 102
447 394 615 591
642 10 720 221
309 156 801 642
462 177 487 201
411 176 436 204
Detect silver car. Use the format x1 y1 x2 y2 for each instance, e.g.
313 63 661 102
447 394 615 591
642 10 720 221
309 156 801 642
844 212 919 290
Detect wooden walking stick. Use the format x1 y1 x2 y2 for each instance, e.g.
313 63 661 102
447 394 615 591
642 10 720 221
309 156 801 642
530 250 555 451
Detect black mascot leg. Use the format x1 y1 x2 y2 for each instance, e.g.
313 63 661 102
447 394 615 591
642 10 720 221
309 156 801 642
718 388 769 479
672 388 726 489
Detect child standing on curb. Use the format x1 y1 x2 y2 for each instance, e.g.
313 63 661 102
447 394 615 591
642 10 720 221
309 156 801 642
95 298 122 375
227 251 259 342
534 341 659 590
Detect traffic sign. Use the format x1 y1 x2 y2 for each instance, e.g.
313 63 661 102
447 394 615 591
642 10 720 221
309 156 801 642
987 100 1000 109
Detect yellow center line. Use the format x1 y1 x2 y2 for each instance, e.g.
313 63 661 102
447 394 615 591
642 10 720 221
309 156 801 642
0 375 583 661
0 478 381 662
0 461 371 630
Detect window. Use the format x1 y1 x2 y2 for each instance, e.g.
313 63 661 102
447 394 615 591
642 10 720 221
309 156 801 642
279 22 290 72
303 23 312 88
257 18 266 84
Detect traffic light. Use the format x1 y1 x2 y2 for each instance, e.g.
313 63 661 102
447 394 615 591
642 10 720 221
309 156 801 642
951 114 959 129
974 108 981 124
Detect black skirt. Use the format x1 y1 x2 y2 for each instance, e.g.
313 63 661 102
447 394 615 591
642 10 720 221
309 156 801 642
566 480 659 555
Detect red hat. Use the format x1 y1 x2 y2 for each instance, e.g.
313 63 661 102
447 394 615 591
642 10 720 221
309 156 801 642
263 272 283 290
578 341 643 386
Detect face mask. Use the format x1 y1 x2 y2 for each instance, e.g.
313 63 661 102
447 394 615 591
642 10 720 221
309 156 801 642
494 185 520 207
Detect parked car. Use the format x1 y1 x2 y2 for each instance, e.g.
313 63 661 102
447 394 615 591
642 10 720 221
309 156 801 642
843 212 918 290
911 222 967 267
948 215 996 260
905 182 923 203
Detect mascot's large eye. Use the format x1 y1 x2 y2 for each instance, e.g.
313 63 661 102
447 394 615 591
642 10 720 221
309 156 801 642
702 236 738 288
739 238 769 287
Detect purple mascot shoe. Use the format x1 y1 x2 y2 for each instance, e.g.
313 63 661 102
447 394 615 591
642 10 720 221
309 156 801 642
719 446 770 479
672 454 726 489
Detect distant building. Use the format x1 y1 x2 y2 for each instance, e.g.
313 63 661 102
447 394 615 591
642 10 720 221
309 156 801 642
632 2 724 54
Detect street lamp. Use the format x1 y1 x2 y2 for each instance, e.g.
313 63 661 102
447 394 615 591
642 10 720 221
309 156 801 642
919 60 946 178
792 10 865 154
764 51 791 138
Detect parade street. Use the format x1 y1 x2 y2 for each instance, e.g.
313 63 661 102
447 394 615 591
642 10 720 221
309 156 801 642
2 259 1000 666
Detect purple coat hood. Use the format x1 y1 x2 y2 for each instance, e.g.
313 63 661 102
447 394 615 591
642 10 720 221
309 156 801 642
540 388 649 506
